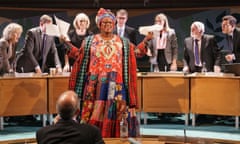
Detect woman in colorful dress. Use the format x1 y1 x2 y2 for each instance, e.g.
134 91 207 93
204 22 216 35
65 8 148 138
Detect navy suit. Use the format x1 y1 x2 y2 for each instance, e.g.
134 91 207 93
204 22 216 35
36 119 104 144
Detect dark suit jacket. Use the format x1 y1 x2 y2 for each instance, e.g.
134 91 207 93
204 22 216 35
183 34 221 72
113 25 137 45
0 39 16 74
36 119 105 144
16 27 61 73
232 28 240 63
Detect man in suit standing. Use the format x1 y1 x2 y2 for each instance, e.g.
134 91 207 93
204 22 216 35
221 15 240 63
16 14 62 73
36 90 105 144
114 9 137 45
183 21 221 73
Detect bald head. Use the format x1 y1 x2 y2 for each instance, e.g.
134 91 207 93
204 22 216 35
56 90 79 120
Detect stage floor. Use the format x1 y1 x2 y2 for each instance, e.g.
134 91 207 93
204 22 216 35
1 114 240 143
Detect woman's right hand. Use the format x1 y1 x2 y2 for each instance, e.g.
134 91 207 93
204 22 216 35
144 32 154 42
63 63 70 72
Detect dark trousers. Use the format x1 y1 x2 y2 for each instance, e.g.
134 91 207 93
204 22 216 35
157 49 170 71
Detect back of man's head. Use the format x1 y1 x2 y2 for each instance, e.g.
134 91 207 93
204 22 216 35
56 90 79 120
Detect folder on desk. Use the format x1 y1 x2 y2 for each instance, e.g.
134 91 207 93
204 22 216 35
223 63 240 76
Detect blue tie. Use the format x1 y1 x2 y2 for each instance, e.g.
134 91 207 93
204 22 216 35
194 39 200 65
119 28 123 37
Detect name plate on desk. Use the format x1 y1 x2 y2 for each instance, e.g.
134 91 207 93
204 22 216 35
187 72 235 77
140 71 185 76
2 72 35 78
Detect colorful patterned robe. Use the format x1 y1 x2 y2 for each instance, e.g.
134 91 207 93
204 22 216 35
67 34 146 137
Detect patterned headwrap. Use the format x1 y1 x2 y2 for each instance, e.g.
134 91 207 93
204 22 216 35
95 8 116 27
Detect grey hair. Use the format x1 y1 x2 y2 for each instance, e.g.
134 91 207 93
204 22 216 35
2 23 23 40
73 13 90 29
191 21 205 36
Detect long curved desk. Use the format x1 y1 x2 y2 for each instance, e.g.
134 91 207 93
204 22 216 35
139 72 190 125
0 72 240 130
0 76 47 116
189 74 240 127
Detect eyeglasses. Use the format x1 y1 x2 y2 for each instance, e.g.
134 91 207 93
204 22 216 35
101 21 113 25
117 17 126 20
222 23 232 28
79 20 87 23
155 20 163 23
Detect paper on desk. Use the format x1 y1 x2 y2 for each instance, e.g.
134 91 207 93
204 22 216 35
138 24 163 36
45 16 70 41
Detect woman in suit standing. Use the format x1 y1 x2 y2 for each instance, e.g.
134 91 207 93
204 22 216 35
145 13 178 72
0 23 23 76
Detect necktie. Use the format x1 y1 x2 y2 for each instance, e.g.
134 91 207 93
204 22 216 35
41 34 46 58
41 34 47 71
194 39 200 65
119 28 123 37
227 35 233 52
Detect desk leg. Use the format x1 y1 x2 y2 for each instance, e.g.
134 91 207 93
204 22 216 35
144 112 147 125
185 113 188 126
42 114 47 127
48 114 54 125
137 112 141 124
235 116 239 129
0 117 3 130
192 113 196 127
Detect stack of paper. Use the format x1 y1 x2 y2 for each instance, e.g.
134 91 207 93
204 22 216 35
45 16 70 41
138 24 163 36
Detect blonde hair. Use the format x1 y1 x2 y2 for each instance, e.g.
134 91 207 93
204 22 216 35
2 23 23 40
155 13 171 31
73 13 90 29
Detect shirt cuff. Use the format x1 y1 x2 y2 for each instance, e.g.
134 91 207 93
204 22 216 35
35 65 40 70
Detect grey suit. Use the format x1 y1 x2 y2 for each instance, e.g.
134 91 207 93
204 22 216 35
0 38 16 75
146 29 178 71
16 27 61 73
183 34 221 72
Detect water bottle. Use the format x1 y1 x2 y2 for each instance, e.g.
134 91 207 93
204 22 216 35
120 114 128 138
201 62 207 74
